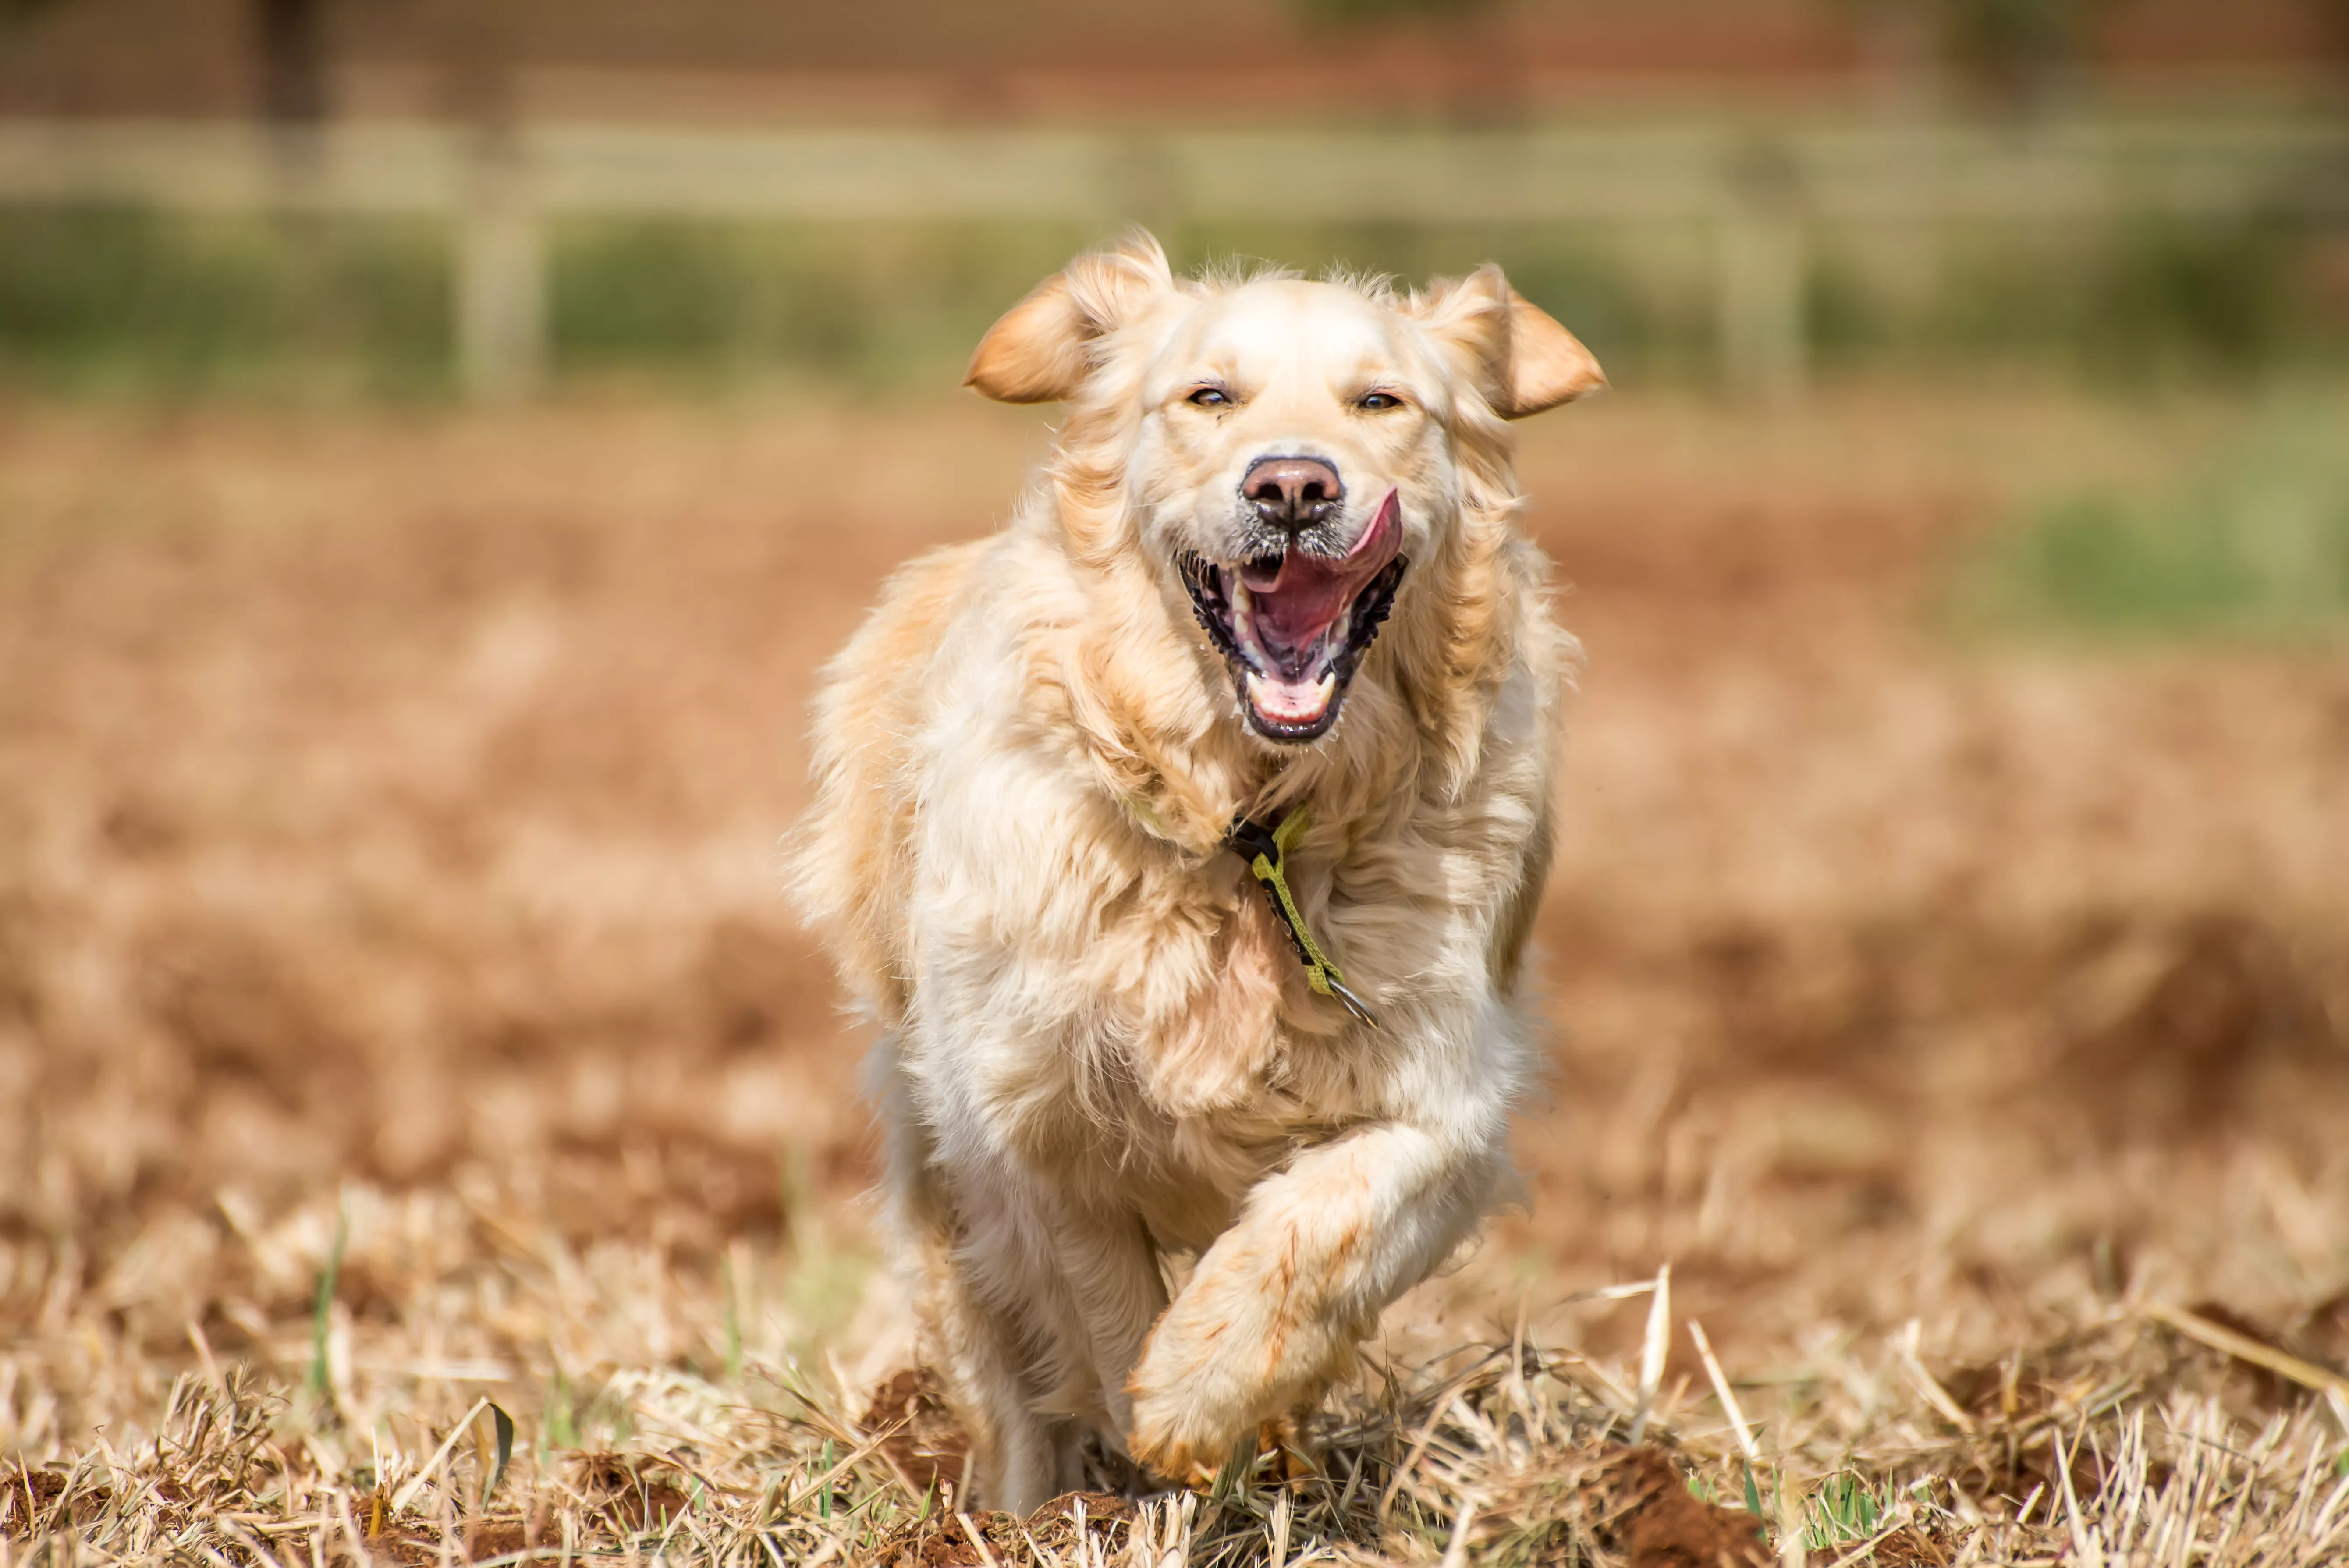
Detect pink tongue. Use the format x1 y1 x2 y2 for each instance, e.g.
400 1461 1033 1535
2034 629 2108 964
1237 491 1401 667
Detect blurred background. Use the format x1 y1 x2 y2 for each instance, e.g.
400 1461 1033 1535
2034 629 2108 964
5 0 2349 398
2 0 2347 1459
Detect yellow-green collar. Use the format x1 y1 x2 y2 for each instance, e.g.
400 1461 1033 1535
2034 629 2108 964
1226 806 1376 1027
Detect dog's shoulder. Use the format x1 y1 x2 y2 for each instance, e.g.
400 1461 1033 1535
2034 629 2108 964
791 536 996 1023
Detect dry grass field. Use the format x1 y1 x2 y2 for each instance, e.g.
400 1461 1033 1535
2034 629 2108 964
2 383 2346 1565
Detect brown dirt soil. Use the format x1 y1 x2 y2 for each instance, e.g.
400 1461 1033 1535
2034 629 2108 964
0 386 2344 1505
4 1465 76 1536
570 1453 695 1530
1598 1447 1771 1568
860 1367 972 1500
869 1490 1135 1568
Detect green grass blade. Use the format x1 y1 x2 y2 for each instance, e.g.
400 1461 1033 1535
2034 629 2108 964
305 1208 348 1403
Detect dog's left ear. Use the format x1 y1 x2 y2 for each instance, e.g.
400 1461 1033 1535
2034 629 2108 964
1413 264 1605 418
965 231 1177 403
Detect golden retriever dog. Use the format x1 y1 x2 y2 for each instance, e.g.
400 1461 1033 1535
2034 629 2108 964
791 231 1601 1510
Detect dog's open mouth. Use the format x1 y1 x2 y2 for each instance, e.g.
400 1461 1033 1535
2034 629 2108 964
1179 489 1407 742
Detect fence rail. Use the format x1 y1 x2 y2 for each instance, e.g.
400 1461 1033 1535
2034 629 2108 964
2 117 2343 398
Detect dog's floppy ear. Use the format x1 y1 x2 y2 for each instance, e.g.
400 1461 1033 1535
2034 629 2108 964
1413 264 1605 418
964 231 1176 403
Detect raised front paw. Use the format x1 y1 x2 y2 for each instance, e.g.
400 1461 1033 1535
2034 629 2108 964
1124 1299 1256 1480
1123 1263 1348 1481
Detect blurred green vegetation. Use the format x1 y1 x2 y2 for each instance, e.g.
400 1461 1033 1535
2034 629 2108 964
0 207 450 398
1953 394 2349 643
4 202 2345 651
0 204 2343 399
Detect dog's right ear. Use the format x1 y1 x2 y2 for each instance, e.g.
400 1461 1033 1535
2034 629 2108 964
964 232 1175 403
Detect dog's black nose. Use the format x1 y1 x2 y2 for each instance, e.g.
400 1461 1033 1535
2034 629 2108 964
1243 457 1343 532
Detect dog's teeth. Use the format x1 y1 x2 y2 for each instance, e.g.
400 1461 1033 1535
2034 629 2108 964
1245 669 1338 726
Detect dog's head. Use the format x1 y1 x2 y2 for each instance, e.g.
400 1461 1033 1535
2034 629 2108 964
967 232 1602 746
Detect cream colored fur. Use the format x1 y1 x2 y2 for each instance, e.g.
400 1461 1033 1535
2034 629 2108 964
790 233 1599 1510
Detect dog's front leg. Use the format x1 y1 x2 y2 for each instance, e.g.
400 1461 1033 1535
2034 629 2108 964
1053 1202 1170 1437
1125 1119 1501 1476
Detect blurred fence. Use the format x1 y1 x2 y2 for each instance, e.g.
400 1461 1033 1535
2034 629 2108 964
1 117 2344 401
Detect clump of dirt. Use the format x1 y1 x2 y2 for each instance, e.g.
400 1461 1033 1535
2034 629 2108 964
861 1368 973 1500
4 1467 78 1537
570 1454 692 1531
354 1519 443 1568
1021 1491 1136 1557
1478 1439 1781 1568
460 1514 557 1564
1593 1447 1771 1568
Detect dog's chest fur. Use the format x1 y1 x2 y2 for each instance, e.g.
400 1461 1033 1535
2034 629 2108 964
952 827 1401 1249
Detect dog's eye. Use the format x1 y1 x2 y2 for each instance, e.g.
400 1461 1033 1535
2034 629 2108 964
1187 387 1231 408
1359 391 1405 411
